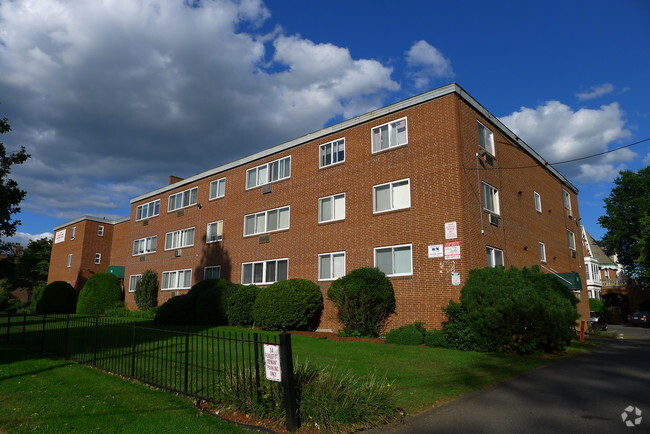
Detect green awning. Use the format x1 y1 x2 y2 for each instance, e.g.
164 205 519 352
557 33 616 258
106 265 125 279
552 272 582 290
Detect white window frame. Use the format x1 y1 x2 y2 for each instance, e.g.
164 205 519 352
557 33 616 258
562 189 572 211
161 269 192 290
70 227 76 240
168 187 198 212
478 121 495 155
209 178 226 200
534 192 542 213
372 117 408 153
486 246 504 268
373 178 411 214
128 274 142 293
94 253 101 265
539 242 546 263
204 266 221 280
374 244 413 277
318 251 346 281
318 193 346 223
241 258 289 285
567 230 576 250
66 253 73 268
482 181 500 215
98 225 105 236
319 138 345 168
246 156 291 189
164 227 195 250
132 235 157 256
243 206 290 237
136 199 161 221
206 220 223 243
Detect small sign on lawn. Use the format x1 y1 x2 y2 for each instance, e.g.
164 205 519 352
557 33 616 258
264 343 282 382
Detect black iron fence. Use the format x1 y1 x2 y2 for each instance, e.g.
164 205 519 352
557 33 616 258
0 313 299 430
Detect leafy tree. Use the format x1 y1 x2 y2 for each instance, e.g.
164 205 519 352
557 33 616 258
598 167 650 286
0 116 30 255
3 237 51 291
134 269 158 310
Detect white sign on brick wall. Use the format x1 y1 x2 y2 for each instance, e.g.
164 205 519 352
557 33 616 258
264 344 282 382
54 229 66 244
445 222 457 239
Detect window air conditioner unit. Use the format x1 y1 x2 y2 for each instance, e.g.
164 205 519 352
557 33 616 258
177 209 185 217
174 249 182 257
140 256 146 262
170 291 179 298
571 250 576 258
261 184 272 194
566 208 573 219
259 235 270 244
484 153 494 166
142 219 149 226
489 213 500 227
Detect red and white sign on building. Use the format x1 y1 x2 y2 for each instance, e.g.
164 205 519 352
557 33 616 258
264 343 282 382
444 241 461 260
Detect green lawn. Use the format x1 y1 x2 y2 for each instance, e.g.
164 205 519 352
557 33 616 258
0 343 249 433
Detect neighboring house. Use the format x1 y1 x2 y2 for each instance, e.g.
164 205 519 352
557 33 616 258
47 83 590 330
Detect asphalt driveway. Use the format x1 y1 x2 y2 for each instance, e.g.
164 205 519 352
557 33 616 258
370 325 650 433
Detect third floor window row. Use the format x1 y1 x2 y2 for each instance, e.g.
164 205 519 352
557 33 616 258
246 156 291 189
168 187 198 212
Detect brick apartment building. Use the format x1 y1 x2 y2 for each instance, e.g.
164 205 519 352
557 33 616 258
48 83 590 330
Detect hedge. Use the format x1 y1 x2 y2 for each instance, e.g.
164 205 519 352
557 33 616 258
252 279 323 330
76 273 122 315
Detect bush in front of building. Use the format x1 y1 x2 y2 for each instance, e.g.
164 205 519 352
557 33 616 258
450 266 579 354
252 279 323 331
154 294 194 325
440 301 491 352
327 267 396 337
33 281 77 314
76 273 122 315
385 323 426 345
190 279 233 326
424 329 448 348
589 297 604 313
134 270 158 311
224 284 260 326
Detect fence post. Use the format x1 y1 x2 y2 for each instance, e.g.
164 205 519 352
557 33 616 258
93 316 99 366
184 326 190 394
130 322 137 377
253 333 261 405
41 314 47 351
279 330 299 431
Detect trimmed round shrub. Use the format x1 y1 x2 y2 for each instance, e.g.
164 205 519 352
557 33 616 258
76 273 122 315
252 279 323 331
34 281 77 314
385 323 425 345
441 301 490 352
135 270 158 310
192 279 234 326
224 284 260 326
424 329 448 348
154 295 194 325
327 267 396 337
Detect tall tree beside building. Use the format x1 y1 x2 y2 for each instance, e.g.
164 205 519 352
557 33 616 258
0 115 30 255
3 238 52 291
598 167 650 287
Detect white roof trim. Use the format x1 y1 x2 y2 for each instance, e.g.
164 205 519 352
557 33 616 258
53 215 129 231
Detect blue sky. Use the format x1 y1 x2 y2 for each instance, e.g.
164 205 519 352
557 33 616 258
1 0 648 246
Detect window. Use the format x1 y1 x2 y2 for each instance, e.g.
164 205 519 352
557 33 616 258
207 221 223 243
539 242 546 262
168 187 198 212
241 259 288 285
70 227 76 240
246 156 291 189
534 192 542 213
164 227 195 250
482 182 500 214
66 253 72 268
318 193 345 223
567 230 576 250
374 244 412 277
133 236 157 255
374 179 411 213
136 199 161 221
162 269 192 290
94 253 101 265
320 138 345 168
129 274 142 293
209 178 226 200
98 225 105 236
486 246 504 267
372 118 407 152
478 121 495 155
204 266 221 280
318 252 346 281
562 189 572 211
244 206 290 236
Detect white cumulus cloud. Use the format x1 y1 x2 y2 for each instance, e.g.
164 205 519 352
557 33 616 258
405 40 453 89
4 232 53 247
500 101 632 183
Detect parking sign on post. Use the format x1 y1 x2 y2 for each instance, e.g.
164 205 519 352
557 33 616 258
264 343 282 382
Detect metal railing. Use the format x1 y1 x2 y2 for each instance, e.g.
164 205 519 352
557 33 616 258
0 313 299 431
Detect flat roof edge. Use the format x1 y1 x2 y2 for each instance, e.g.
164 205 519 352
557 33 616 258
53 215 130 231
